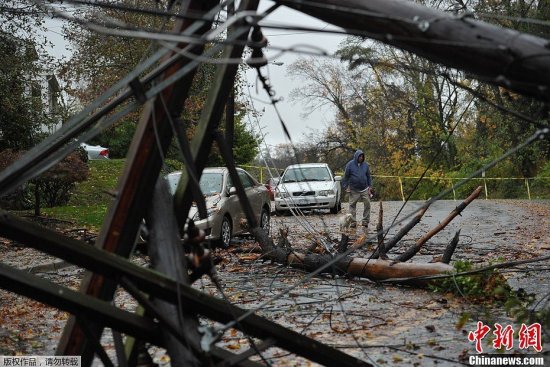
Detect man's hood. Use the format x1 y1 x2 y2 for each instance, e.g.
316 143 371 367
353 149 364 163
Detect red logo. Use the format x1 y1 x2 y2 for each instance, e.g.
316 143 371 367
468 322 543 353
492 323 514 350
518 323 542 352
468 321 491 353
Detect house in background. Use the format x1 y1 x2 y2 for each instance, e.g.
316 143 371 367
21 42 63 135
36 73 63 134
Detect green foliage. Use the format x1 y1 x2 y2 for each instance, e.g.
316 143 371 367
1 3 58 151
42 159 126 229
92 120 137 159
530 160 550 199
430 260 550 331
0 149 88 211
231 113 260 165
206 114 260 167
504 289 537 325
33 152 89 207
0 36 44 151
429 260 511 301
164 159 184 173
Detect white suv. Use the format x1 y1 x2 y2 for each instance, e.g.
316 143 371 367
274 163 342 215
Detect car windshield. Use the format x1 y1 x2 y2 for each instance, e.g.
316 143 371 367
282 167 331 183
200 173 224 195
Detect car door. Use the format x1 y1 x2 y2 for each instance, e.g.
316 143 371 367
224 170 261 235
238 170 264 227
224 172 242 234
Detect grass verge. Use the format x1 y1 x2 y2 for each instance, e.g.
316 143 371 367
41 159 125 230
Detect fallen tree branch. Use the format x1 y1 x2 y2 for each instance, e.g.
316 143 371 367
441 229 461 264
376 201 388 260
250 224 453 286
249 188 483 285
373 205 430 258
397 186 483 262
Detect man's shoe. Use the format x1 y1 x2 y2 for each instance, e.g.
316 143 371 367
350 221 357 228
362 221 369 227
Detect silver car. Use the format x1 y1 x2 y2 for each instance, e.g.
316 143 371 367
166 167 271 248
274 163 342 215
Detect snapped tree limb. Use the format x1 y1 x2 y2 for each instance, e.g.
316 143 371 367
397 186 483 262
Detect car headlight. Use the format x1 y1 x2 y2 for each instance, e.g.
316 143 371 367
276 191 290 199
192 208 217 221
318 190 335 196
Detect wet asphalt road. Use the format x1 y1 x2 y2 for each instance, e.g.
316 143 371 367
1 200 549 366
257 199 550 365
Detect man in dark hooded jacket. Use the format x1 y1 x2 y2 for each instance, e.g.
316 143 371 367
342 149 373 228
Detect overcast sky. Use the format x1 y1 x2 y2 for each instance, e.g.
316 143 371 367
243 3 347 148
43 1 348 148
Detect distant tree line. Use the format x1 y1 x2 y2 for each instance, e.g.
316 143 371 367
59 0 259 164
0 2 88 212
258 0 550 199
1 0 261 211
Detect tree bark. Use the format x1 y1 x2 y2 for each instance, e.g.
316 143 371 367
347 258 453 283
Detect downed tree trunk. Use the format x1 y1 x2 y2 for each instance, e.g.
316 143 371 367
347 259 453 281
250 187 485 285
250 236 454 286
397 186 483 262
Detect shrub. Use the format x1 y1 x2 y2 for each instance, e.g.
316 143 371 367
34 151 89 207
0 149 89 211
0 150 32 210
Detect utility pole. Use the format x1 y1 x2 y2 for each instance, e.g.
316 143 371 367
276 0 550 101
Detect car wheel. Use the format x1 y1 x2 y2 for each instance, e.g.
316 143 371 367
219 216 232 248
330 199 340 214
260 207 270 234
